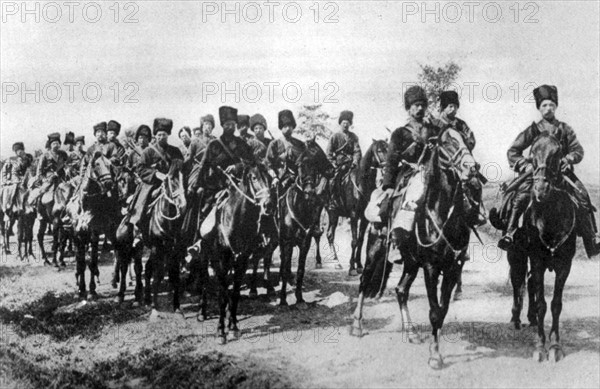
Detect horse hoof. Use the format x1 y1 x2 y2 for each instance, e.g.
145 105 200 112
249 290 258 299
533 347 547 362
348 269 358 277
132 301 141 308
334 263 343 270
228 330 241 341
428 356 444 370
349 325 363 338
296 301 308 310
43 260 51 267
87 292 98 301
356 267 363 274
279 301 289 308
149 309 161 321
60 261 66 268
453 291 462 301
196 314 206 323
406 333 423 344
511 320 521 330
216 336 227 345
78 293 87 301
315 263 323 269
113 296 123 304
549 345 564 362
111 281 118 289
266 287 276 297
174 308 185 318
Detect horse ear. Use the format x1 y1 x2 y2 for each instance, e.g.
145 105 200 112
372 138 376 143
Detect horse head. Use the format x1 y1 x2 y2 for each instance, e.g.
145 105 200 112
369 139 388 169
530 127 563 203
436 127 481 219
83 152 116 197
295 150 321 200
242 162 273 216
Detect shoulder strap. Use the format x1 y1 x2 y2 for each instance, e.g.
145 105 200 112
215 138 238 161
149 143 170 165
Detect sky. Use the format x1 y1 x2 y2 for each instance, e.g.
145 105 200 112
1 0 599 187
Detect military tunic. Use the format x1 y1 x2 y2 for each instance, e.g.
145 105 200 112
128 143 184 226
382 117 444 190
327 131 362 168
439 115 476 151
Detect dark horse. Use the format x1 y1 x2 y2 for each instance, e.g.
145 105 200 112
496 130 577 362
200 163 272 343
144 170 187 317
277 150 327 307
351 128 482 369
32 173 74 268
65 153 120 300
326 139 388 275
1 168 36 260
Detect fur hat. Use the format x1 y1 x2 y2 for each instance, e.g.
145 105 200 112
179 126 191 138
201 114 215 128
153 118 173 135
338 110 354 125
136 125 152 140
250 114 267 130
93 122 107 134
107 120 121 135
219 106 238 126
237 114 250 128
74 136 85 145
404 86 428 110
47 132 61 145
278 110 296 130
440 91 460 111
12 142 24 152
533 85 558 109
64 131 75 146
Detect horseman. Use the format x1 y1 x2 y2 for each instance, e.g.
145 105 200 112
126 118 184 232
80 122 121 175
30 133 69 206
126 125 152 172
382 86 445 247
1 142 33 213
327 110 362 211
186 106 255 255
493 85 600 257
107 120 127 168
245 113 270 162
178 126 192 159
238 114 253 142
67 136 86 180
266 110 332 229
186 115 217 167
438 90 486 227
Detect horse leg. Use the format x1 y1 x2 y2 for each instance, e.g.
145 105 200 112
423 263 445 370
2 217 11 255
229 254 248 340
168 245 183 314
278 239 293 307
354 216 368 274
294 236 312 309
87 234 99 300
548 259 572 362
531 259 548 362
314 234 323 269
57 223 67 268
350 291 365 337
249 252 260 298
263 244 276 297
150 243 166 314
215 250 229 344
396 261 420 343
507 249 527 329
348 217 359 276
132 242 144 306
51 217 61 267
195 241 210 321
115 246 130 304
326 212 342 269
526 268 538 326
144 248 154 306
38 219 50 266
75 238 87 300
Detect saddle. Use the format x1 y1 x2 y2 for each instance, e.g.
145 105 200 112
389 168 427 233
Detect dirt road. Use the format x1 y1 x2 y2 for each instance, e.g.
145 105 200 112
1 223 599 388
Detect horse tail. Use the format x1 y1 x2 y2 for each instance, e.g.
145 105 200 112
359 227 392 298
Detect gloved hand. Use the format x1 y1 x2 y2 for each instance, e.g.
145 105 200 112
521 163 534 174
155 172 166 181
560 157 572 173
225 165 237 174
